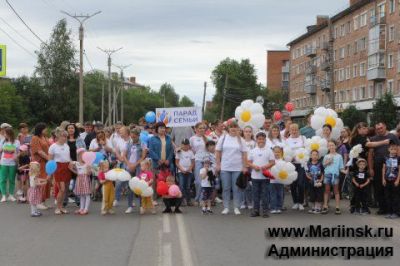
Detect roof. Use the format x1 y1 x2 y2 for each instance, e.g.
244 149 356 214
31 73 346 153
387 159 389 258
287 0 373 47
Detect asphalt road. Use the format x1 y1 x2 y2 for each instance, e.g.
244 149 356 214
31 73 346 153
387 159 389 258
0 196 399 266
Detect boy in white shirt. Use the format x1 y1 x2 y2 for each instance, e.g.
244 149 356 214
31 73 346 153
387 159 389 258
175 139 195 206
247 132 275 218
199 158 216 214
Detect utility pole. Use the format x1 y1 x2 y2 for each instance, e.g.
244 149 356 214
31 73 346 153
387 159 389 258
61 10 101 124
97 47 122 126
113 64 131 124
101 82 104 123
163 88 166 108
220 75 228 121
202 81 207 114
328 17 335 109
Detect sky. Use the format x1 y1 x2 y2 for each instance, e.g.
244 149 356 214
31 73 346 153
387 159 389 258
0 0 348 105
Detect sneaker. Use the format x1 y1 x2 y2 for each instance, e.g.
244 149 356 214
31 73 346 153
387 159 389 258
140 207 145 215
291 203 299 210
313 209 321 214
202 209 207 215
162 208 172 214
262 213 269 218
16 190 23 196
1 196 6 202
125 207 134 214
350 206 355 214
234 208 241 215
101 210 107 215
153 200 158 206
113 200 119 207
247 205 253 209
321 208 328 214
298 204 305 211
7 195 16 202
31 212 42 217
390 213 399 219
174 208 182 214
221 208 229 215
206 209 213 214
308 208 315 214
54 209 62 215
385 214 392 219
108 209 115 215
335 208 341 215
215 197 223 203
270 210 277 214
240 205 246 210
250 211 260 217
275 209 282 214
60 208 69 214
37 203 48 210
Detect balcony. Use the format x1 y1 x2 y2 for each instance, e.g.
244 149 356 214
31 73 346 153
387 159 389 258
320 80 331 92
367 66 386 81
305 47 317 57
320 60 330 71
304 82 317 95
370 15 386 28
321 41 329 51
281 65 290 73
305 65 317 74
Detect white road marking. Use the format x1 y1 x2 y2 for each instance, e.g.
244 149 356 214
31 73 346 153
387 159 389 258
162 243 172 266
176 214 194 266
163 214 171 233
157 229 163 266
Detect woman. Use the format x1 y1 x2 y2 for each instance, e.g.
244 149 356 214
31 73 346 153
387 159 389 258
267 124 284 149
208 120 225 143
241 126 255 210
321 124 332 141
89 130 114 158
337 127 351 199
0 128 20 202
285 123 306 211
216 121 248 215
349 122 369 160
148 122 174 172
190 122 208 205
48 129 72 215
30 123 50 209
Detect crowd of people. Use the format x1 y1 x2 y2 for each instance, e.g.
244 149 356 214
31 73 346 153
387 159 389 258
0 114 399 219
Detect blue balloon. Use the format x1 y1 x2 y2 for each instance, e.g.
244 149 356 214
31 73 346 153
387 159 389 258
94 152 104 165
140 132 149 143
145 111 156 123
45 160 57 175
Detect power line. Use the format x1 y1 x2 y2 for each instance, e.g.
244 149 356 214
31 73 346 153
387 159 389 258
5 0 47 45
0 25 36 58
0 18 40 49
84 51 94 71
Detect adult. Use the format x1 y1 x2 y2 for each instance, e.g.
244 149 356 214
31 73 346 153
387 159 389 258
89 130 114 158
148 122 174 172
0 123 12 145
190 122 208 205
123 128 147 213
171 126 194 149
367 122 400 214
80 121 92 140
110 121 124 148
285 123 306 211
48 129 71 215
262 118 272 136
208 120 225 143
216 121 248 215
85 122 103 150
267 124 284 149
349 122 369 160
30 123 50 209
17 123 32 147
0 128 20 202
300 113 316 138
280 117 292 140
321 124 332 141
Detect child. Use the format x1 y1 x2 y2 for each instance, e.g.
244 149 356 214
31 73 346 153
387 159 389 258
28 162 47 217
138 159 156 214
322 141 346 215
175 138 195 206
269 146 285 214
98 160 115 215
382 143 400 219
306 150 324 214
199 158 216 214
162 175 182 213
69 148 92 215
17 145 30 203
247 132 275 218
352 158 371 215
204 140 222 204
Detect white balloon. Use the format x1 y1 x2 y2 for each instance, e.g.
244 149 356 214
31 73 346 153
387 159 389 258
327 108 338 118
241 99 254 109
128 177 140 190
238 120 246 129
314 107 327 116
311 115 325 130
235 106 243 120
250 103 264 114
251 114 265 129
335 118 344 129
141 187 154 197
316 128 323 137
331 127 340 140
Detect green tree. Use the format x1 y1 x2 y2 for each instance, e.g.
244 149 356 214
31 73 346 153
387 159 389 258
0 82 26 126
159 83 179 107
124 87 164 123
371 93 398 129
339 105 367 129
263 89 286 117
211 58 263 120
83 71 107 122
179 95 194 107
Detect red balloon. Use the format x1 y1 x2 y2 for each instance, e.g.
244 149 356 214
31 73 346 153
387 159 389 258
263 169 274 179
156 181 168 196
285 102 295 112
273 111 282 121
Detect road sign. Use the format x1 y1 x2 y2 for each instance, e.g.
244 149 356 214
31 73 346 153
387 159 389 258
0 45 6 77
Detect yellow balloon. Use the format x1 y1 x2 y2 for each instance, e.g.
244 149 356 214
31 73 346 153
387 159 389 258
310 143 320 151
278 171 288 180
133 187 142 195
241 111 252 122
325 116 336 127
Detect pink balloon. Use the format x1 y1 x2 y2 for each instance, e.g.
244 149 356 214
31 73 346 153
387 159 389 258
273 111 282 121
168 184 181 197
285 102 295 112
82 152 96 165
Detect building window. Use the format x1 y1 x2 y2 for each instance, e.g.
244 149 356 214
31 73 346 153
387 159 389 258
346 66 351 80
388 80 394 93
376 83 384 98
353 64 358 78
360 86 366 99
360 12 368 27
353 15 359 30
357 37 367 50
340 90 346 102
397 80 400 95
388 54 394 68
369 84 374 98
339 47 345 59
378 3 385 18
389 25 395 41
353 88 359 101
390 0 395 14
360 62 366 76
346 21 351 34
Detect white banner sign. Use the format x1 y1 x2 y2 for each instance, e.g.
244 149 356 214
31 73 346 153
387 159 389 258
156 107 202 127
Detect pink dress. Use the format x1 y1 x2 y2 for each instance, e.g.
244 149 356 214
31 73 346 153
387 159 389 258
28 176 42 205
73 163 91 196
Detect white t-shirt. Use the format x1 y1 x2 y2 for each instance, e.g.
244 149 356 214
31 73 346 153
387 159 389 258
114 138 129 157
244 139 256 151
266 138 284 149
127 142 147 164
216 135 248 172
190 135 207 161
0 140 20 166
176 150 195 172
48 143 71 163
199 167 215 187
89 139 113 153
248 145 275 180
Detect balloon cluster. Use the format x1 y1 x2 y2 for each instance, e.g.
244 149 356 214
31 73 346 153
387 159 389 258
311 107 344 140
271 161 298 185
105 168 131 182
156 181 181 197
305 136 328 156
235 100 265 130
129 177 154 197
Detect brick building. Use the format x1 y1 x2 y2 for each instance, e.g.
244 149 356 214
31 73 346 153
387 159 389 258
266 50 290 92
287 0 400 118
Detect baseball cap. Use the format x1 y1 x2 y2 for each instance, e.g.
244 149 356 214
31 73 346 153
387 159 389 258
0 123 12 129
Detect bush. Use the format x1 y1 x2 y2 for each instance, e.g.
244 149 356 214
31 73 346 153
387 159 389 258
339 105 367 129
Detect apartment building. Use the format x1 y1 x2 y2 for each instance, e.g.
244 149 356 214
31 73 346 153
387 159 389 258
287 0 400 118
266 50 290 92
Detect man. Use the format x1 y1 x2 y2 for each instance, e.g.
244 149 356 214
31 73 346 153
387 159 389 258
367 122 400 214
80 121 93 141
300 113 316 138
84 122 102 149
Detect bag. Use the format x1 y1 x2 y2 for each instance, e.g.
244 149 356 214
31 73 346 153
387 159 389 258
236 172 248 189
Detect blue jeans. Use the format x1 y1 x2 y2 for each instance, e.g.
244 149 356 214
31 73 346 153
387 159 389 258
115 181 134 207
290 163 305 204
241 182 253 206
252 179 270 213
269 183 284 210
220 171 242 209
194 161 203 202
178 172 193 202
